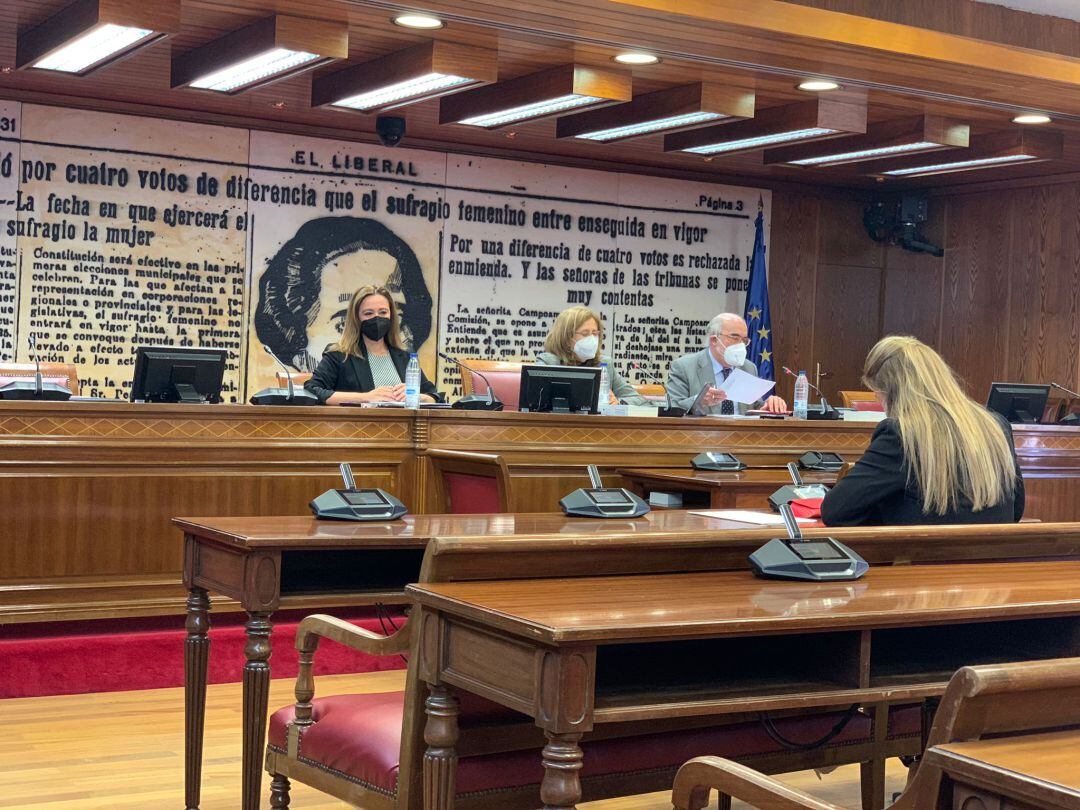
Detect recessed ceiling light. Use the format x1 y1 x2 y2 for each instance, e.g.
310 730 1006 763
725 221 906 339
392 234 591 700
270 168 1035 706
1013 113 1052 125
614 52 660 66
393 13 444 30
798 79 841 92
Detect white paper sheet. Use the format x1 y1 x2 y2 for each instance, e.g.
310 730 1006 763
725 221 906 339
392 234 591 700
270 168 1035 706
718 367 776 405
690 509 814 525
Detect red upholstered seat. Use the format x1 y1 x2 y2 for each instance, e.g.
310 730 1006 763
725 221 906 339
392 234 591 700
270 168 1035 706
443 472 503 514
886 704 924 738
269 691 873 798
853 400 885 412
470 369 522 411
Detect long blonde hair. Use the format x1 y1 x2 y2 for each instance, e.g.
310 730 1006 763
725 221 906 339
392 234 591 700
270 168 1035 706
332 285 403 357
544 306 603 365
863 335 1016 515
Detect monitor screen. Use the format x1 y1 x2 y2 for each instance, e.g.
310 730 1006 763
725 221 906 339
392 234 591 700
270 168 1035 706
587 489 633 505
791 541 846 561
341 490 389 506
986 382 1050 424
518 364 601 413
130 346 227 404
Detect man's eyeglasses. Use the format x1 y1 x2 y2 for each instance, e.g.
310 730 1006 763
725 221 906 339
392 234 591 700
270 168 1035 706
717 333 750 346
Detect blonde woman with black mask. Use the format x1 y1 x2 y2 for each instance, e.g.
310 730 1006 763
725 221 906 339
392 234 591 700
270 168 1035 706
536 306 647 406
822 336 1023 526
305 285 441 405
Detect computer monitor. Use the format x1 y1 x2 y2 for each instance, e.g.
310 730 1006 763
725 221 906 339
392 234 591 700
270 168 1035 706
130 346 227 404
518 364 601 414
986 382 1049 424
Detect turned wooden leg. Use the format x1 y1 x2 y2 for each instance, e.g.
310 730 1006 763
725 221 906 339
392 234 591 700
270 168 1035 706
184 587 211 810
861 759 886 810
242 611 273 810
716 794 732 810
423 685 460 810
540 732 584 809
269 773 291 808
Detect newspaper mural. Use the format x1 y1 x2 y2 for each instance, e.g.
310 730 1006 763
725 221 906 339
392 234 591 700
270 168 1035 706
0 101 770 401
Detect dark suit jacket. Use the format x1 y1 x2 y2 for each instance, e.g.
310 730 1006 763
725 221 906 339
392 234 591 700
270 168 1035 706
305 346 441 404
820 414 1024 526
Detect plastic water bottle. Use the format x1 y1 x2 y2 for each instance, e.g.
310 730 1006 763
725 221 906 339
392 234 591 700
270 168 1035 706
404 353 421 409
598 363 611 411
793 370 809 420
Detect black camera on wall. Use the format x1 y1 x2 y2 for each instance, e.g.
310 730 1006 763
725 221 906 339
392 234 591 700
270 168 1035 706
376 116 406 147
863 194 944 257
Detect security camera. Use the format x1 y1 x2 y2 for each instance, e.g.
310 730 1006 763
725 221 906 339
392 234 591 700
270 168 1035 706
375 116 406 147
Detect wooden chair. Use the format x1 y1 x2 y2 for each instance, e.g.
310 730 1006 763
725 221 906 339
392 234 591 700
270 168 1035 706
838 391 883 411
276 371 313 388
634 383 668 403
458 359 523 410
0 362 80 395
425 449 515 513
672 657 1080 810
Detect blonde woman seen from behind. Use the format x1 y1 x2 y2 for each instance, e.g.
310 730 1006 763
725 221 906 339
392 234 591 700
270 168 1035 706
536 306 647 406
821 336 1023 526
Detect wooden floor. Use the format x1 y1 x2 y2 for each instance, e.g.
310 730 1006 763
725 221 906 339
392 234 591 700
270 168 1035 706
0 671 908 808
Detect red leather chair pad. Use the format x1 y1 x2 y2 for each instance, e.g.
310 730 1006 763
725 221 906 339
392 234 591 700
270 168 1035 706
269 691 873 797
443 472 502 514
470 370 522 411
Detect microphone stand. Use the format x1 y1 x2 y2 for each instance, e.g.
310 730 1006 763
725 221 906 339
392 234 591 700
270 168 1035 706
0 333 71 401
440 352 504 411
782 366 840 420
630 362 685 418
249 345 319 405
1050 381 1080 425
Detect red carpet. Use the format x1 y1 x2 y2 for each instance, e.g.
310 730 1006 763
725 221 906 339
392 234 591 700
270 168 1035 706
0 608 407 699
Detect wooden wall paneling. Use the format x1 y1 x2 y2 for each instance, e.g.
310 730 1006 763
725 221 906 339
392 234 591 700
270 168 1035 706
768 191 821 403
881 201 946 345
811 263 883 401
940 192 1013 396
1005 183 1080 391
816 198 884 270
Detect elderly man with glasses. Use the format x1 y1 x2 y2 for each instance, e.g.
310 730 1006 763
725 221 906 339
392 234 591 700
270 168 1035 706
666 312 788 416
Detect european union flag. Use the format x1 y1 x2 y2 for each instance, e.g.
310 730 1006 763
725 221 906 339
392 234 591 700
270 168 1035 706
744 207 774 381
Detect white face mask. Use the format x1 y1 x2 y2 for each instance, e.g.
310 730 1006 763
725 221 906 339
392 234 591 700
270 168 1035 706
722 341 747 368
573 334 599 361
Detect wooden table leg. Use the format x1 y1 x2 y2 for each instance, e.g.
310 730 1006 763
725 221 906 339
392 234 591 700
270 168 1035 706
423 685 460 810
184 587 210 810
241 610 273 810
540 731 584 809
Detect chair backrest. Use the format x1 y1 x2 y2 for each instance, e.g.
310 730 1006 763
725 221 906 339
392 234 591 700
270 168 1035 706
276 371 313 388
839 390 880 409
852 400 885 412
0 362 80 395
459 359 523 410
633 383 667 404
1043 396 1067 424
425 449 515 513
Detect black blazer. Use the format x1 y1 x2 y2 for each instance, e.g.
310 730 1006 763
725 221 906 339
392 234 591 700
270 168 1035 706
820 414 1024 526
305 346 441 404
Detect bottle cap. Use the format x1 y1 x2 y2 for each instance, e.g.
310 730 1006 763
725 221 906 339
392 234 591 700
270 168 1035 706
409 353 417 358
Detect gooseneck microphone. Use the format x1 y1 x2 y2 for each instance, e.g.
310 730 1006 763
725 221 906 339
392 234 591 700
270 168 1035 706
629 362 685 418
1051 381 1080 399
264 344 295 399
439 352 503 411
29 333 43 396
781 366 839 418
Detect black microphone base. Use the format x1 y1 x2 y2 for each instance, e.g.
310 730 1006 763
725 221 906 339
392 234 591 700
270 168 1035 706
452 395 503 411
249 387 321 406
0 381 71 401
806 407 842 420
658 406 686 418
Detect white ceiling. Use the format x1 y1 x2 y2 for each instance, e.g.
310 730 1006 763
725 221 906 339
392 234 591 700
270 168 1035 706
974 0 1080 23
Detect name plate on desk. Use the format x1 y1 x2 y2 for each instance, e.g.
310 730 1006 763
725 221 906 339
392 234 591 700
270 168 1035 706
598 404 659 417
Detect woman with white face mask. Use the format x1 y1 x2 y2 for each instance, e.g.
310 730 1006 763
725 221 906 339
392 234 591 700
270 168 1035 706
535 306 648 406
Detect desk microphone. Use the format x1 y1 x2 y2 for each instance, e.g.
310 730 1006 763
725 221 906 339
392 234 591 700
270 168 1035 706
249 345 319 406
781 366 840 420
0 333 71 401
629 362 685 418
439 352 503 411
1050 382 1080 425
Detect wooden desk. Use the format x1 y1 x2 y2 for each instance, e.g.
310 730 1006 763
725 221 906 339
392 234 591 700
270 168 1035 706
6 402 1080 623
407 562 1080 809
926 730 1080 809
620 467 837 508
176 510 765 810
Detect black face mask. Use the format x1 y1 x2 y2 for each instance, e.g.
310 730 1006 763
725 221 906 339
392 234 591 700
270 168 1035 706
360 316 392 342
